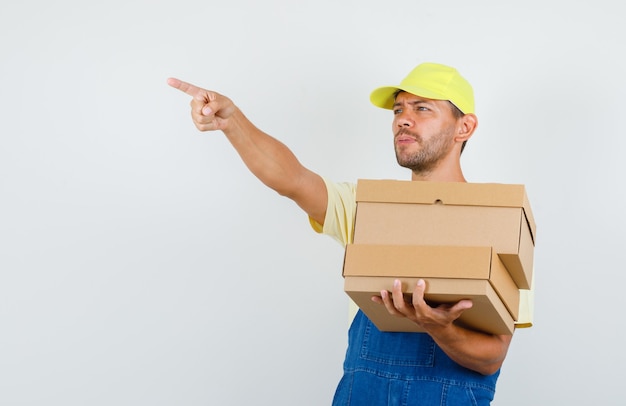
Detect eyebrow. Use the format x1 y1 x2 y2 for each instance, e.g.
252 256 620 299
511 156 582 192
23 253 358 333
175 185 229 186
392 99 429 108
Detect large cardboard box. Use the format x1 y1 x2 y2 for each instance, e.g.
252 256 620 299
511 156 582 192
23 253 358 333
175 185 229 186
343 245 518 335
353 179 536 289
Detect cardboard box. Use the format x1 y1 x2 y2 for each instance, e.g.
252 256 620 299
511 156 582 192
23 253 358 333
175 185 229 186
353 179 536 289
343 245 518 335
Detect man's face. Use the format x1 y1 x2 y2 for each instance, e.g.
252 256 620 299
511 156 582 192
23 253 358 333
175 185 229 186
392 92 458 174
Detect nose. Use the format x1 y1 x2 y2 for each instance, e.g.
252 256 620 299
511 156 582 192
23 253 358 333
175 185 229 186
395 110 413 128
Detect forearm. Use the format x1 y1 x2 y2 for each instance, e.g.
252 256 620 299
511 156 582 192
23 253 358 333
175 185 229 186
377 280 514 375
427 324 513 375
223 108 310 196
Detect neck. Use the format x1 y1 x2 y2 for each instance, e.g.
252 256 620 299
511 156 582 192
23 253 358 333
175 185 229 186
410 154 467 183
411 169 466 182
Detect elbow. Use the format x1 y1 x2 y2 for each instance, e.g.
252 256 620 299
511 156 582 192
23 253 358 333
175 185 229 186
477 362 503 376
473 351 507 376
455 356 505 376
475 334 512 375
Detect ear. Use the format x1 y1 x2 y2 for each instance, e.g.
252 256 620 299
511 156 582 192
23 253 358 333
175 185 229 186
455 113 478 142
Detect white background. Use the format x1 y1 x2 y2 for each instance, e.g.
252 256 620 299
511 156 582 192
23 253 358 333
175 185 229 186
1 1 624 405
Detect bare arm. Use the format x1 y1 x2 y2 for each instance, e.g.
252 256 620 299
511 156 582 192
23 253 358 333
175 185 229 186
167 78 327 224
373 279 512 375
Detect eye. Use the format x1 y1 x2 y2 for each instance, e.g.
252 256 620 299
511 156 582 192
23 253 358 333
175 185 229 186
393 108 403 115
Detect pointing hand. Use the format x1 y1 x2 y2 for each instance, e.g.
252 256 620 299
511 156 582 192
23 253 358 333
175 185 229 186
167 78 237 132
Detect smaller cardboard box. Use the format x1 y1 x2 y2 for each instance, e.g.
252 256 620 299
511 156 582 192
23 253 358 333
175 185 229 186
343 245 518 335
354 179 536 289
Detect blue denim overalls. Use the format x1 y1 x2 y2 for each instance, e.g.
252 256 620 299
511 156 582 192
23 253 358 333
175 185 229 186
332 311 500 405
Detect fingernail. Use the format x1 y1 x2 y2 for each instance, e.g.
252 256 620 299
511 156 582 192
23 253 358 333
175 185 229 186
417 279 425 287
202 106 212 115
394 279 400 288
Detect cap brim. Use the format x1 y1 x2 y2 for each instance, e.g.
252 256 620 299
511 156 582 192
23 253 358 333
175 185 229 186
370 85 449 110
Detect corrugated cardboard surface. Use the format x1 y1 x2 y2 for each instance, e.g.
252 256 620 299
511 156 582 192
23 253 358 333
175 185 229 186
344 276 515 335
354 179 535 289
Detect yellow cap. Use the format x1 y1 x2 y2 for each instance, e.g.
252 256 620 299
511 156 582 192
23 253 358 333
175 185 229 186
370 62 474 114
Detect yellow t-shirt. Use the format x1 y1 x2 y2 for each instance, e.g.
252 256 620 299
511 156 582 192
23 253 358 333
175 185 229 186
309 177 534 328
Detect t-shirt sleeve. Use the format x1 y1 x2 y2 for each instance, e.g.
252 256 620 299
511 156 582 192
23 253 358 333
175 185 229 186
308 177 357 247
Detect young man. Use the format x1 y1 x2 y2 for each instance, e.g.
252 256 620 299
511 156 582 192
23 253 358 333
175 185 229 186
168 62 532 405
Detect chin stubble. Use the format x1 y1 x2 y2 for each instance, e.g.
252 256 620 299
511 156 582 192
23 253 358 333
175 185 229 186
394 129 454 174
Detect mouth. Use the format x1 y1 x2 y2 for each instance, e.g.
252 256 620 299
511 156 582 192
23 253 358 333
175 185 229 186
395 130 418 145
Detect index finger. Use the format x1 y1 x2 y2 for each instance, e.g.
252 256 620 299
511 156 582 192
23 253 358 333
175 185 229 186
167 77 206 99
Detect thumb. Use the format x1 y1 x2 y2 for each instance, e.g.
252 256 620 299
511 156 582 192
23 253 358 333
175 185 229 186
201 105 213 116
449 299 473 319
